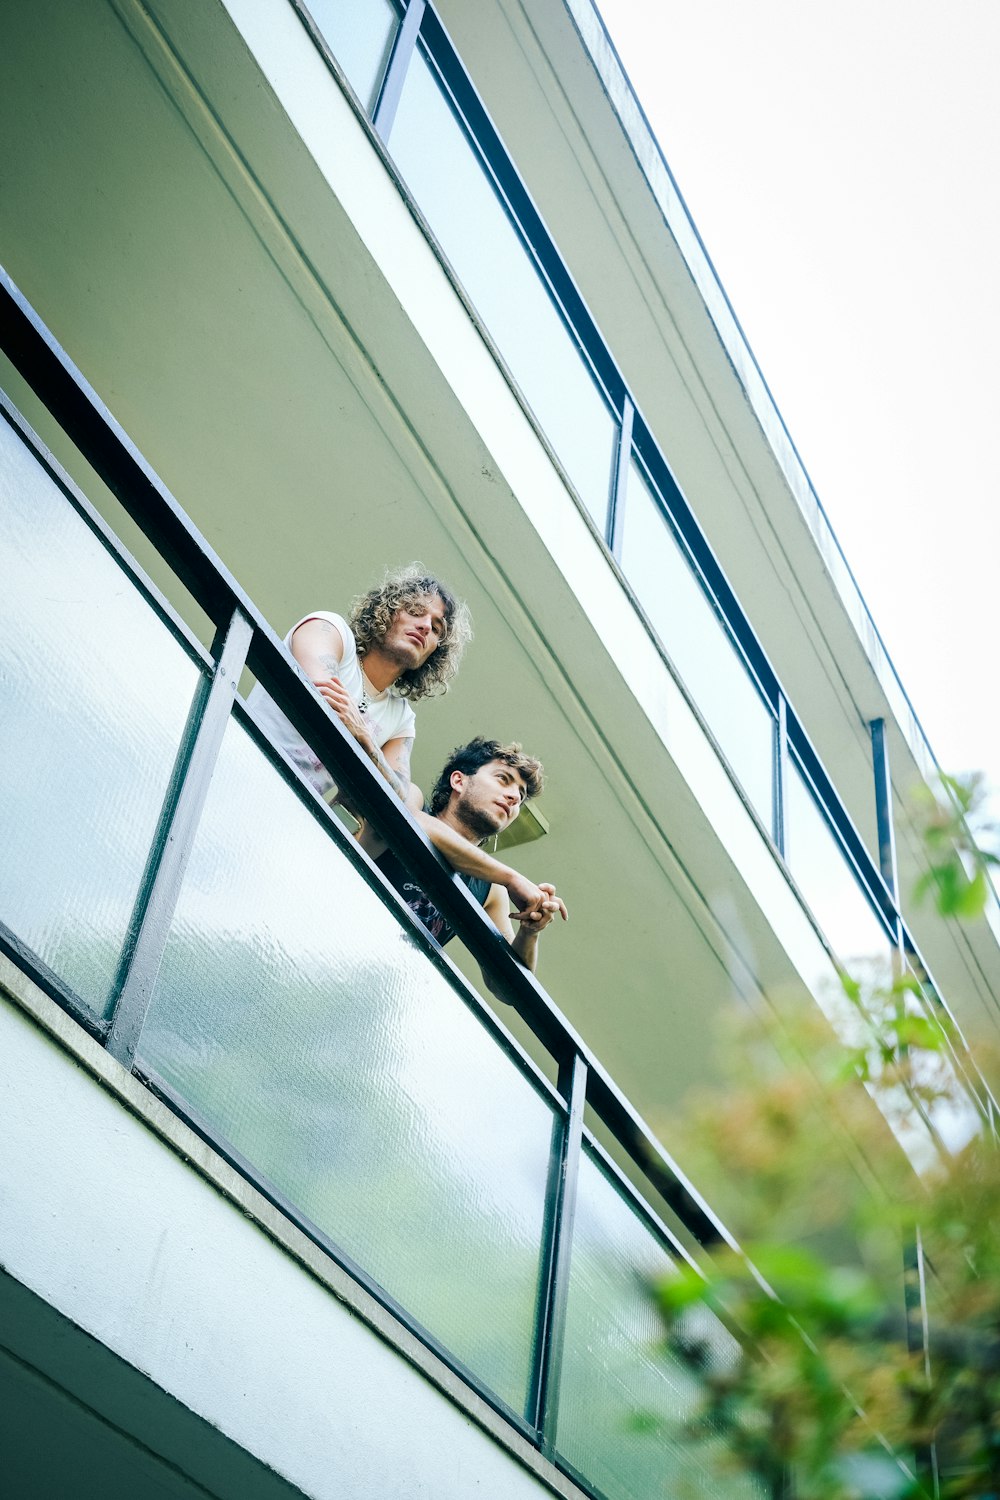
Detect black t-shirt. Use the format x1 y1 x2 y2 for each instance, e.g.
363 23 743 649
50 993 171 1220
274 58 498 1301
375 844 492 946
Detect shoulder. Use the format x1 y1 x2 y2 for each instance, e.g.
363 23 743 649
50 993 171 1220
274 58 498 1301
289 611 355 662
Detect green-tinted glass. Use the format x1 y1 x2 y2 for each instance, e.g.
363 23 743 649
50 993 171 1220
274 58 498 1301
137 714 554 1414
390 46 618 533
785 761 889 972
0 412 200 1017
621 458 775 827
306 0 398 114
557 1147 764 1500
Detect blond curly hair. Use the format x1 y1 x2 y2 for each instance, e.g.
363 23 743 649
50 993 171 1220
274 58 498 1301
348 563 471 701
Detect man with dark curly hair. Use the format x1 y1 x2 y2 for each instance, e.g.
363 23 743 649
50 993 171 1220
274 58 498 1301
365 737 568 978
247 564 470 807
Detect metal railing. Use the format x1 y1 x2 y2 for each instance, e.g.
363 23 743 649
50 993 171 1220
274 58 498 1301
0 267 750 1498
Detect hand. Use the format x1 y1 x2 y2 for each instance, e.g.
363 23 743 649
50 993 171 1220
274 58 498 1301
313 675 373 749
505 869 547 917
512 882 567 932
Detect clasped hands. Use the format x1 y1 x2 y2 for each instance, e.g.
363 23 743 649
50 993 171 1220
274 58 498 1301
507 874 568 931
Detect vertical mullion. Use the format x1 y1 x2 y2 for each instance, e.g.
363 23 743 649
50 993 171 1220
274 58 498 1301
106 609 253 1068
774 690 789 856
372 0 425 140
871 717 905 951
528 1051 587 1455
607 398 634 557
903 1230 939 1493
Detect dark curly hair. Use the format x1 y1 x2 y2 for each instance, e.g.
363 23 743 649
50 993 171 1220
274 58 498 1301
348 563 471 701
429 737 544 816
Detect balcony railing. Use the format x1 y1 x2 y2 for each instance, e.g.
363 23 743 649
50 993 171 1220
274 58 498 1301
0 270 767 1500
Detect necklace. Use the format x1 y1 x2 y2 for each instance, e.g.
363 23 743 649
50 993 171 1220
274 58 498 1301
358 666 385 715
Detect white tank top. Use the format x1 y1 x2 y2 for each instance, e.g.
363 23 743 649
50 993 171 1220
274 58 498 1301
244 611 416 800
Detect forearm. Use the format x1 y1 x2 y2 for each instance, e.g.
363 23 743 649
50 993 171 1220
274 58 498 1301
416 813 517 886
361 738 410 801
511 925 540 974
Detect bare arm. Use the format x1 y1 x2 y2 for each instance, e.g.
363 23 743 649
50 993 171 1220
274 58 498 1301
290 616 346 680
363 734 413 803
290 618 412 802
483 881 566 977
414 812 554 916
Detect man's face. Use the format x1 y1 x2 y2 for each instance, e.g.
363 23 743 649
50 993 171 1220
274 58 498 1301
381 593 447 670
452 759 527 840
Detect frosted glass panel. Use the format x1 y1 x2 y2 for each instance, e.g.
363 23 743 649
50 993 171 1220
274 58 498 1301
558 1149 764 1500
307 0 398 113
621 460 775 824
137 715 554 1414
390 47 617 531
786 762 889 970
0 414 200 1016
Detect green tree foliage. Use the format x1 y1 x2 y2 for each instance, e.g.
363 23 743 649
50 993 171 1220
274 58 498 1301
653 777 1000 1499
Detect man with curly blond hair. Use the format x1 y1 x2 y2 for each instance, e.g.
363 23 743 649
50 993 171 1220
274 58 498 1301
363 737 568 979
247 564 470 807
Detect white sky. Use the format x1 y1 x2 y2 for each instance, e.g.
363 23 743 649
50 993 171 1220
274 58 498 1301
597 0 1000 823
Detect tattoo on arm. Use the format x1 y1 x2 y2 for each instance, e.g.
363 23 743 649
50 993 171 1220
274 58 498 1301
367 737 412 800
316 653 342 676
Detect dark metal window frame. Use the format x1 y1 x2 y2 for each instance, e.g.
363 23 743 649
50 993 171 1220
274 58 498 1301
381 0 999 1133
305 0 930 985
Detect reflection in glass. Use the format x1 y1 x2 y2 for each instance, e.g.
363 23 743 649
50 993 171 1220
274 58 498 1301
785 761 889 972
0 415 200 1017
137 715 554 1415
390 46 617 531
620 460 775 824
306 0 398 114
558 1148 763 1500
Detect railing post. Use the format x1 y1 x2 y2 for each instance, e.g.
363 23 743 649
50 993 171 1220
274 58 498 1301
528 1050 587 1456
106 609 253 1068
903 1229 939 1494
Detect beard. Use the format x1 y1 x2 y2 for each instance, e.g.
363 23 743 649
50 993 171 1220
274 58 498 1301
379 638 418 671
458 798 504 843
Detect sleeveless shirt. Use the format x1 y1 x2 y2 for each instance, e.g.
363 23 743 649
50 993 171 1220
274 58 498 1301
375 844 491 947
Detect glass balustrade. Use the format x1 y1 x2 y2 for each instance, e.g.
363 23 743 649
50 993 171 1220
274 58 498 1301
136 711 556 1416
0 411 201 1018
388 43 619 532
620 457 776 827
556 1145 765 1500
305 0 399 114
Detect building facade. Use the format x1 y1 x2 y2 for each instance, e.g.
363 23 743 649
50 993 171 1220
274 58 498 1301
1 2 998 1497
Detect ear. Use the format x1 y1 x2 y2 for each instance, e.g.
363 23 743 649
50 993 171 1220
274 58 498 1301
449 769 466 795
